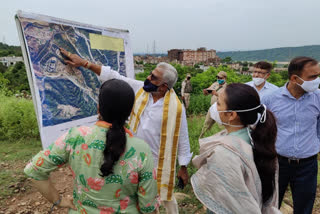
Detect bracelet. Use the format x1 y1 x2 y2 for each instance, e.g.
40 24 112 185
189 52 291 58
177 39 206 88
49 196 62 214
86 61 91 69
83 61 91 69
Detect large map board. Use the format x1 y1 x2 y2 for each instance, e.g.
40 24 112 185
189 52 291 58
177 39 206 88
15 11 134 148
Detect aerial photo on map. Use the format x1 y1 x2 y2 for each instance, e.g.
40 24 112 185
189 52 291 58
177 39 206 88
20 17 127 127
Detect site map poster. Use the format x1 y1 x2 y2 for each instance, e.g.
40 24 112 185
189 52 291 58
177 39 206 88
15 11 134 148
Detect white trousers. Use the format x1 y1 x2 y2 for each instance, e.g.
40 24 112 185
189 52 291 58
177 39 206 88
162 197 179 214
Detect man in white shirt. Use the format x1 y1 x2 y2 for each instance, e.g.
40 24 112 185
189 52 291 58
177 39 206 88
60 48 192 213
246 61 278 99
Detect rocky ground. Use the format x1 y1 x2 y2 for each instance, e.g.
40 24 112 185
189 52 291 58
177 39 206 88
0 166 71 214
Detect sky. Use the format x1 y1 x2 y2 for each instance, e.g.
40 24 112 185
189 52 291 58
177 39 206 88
1 0 320 53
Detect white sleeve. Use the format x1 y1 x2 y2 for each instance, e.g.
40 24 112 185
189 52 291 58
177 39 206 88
99 66 144 93
178 106 193 166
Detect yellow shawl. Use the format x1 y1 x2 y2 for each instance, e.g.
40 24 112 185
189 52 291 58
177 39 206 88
128 88 182 201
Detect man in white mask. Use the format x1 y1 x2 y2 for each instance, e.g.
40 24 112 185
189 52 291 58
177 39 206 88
246 61 278 99
262 57 320 214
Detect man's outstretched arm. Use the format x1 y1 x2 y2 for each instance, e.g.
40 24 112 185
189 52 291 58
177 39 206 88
59 48 143 92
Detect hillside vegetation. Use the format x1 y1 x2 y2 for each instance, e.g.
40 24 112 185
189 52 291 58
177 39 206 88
218 45 320 61
0 42 22 57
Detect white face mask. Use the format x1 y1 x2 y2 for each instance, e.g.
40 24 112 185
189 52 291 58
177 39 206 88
209 103 243 127
296 76 320 92
209 103 267 128
252 77 265 86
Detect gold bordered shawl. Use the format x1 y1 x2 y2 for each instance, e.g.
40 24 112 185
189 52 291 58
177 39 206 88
128 88 182 201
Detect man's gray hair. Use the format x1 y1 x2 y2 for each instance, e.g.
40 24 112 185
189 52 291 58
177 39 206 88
156 62 178 89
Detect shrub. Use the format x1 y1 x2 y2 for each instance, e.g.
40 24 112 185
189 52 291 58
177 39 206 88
186 94 212 115
0 94 39 140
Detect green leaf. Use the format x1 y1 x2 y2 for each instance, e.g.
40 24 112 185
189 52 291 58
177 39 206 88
88 140 105 150
82 199 97 208
124 147 136 160
48 154 64 165
79 174 87 187
140 152 146 162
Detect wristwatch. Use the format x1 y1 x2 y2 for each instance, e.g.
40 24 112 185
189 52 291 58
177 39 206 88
49 196 62 214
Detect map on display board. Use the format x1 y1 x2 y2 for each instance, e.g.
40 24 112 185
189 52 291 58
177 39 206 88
15 11 134 148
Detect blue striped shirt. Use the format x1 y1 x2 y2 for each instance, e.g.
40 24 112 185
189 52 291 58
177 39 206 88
262 84 320 158
246 81 279 100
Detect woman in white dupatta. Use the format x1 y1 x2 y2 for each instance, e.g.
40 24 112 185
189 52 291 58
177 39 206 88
191 83 281 214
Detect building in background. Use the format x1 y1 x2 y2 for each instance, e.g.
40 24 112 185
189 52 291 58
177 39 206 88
168 47 220 65
0 56 23 67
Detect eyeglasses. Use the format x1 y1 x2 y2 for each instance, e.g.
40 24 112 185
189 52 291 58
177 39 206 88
216 76 224 79
252 71 269 75
149 71 160 81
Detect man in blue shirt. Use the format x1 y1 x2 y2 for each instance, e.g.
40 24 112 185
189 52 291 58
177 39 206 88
246 61 278 99
263 57 320 214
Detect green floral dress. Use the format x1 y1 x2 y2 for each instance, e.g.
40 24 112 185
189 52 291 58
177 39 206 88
24 122 159 214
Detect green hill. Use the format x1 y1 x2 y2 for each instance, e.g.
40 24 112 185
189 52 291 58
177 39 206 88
217 45 320 62
0 42 22 57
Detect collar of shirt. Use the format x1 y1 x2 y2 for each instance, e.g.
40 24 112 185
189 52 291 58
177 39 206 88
280 82 313 100
258 81 271 91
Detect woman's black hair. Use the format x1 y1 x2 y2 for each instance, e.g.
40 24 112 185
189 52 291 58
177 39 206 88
98 79 135 177
224 83 277 203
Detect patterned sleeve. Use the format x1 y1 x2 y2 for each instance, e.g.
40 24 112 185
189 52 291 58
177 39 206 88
137 145 160 213
24 130 71 180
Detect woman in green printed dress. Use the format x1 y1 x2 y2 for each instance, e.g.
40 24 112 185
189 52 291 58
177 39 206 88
24 79 160 214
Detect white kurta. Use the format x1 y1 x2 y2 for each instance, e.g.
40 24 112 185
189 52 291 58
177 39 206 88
99 66 192 166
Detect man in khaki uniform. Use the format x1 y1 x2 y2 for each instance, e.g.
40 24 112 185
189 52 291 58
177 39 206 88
199 71 227 138
181 73 192 109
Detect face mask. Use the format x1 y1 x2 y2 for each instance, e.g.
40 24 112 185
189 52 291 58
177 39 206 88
209 103 244 127
296 76 320 92
187 77 191 80
252 77 265 86
143 79 159 92
217 79 225 85
209 103 266 127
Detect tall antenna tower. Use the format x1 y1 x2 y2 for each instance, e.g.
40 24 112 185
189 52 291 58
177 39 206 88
153 40 156 55
2 36 6 44
146 44 149 55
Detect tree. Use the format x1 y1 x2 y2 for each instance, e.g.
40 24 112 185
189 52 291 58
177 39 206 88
3 62 30 93
222 57 232 64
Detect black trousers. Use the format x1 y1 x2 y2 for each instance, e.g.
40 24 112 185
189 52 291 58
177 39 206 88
278 155 318 214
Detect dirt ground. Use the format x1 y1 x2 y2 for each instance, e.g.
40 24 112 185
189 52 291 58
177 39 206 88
0 166 72 214
1 164 319 214
0 166 203 214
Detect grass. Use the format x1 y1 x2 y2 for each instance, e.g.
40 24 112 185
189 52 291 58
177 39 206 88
0 138 42 202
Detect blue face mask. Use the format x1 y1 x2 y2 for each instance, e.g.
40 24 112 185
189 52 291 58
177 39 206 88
143 79 159 92
218 79 225 85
